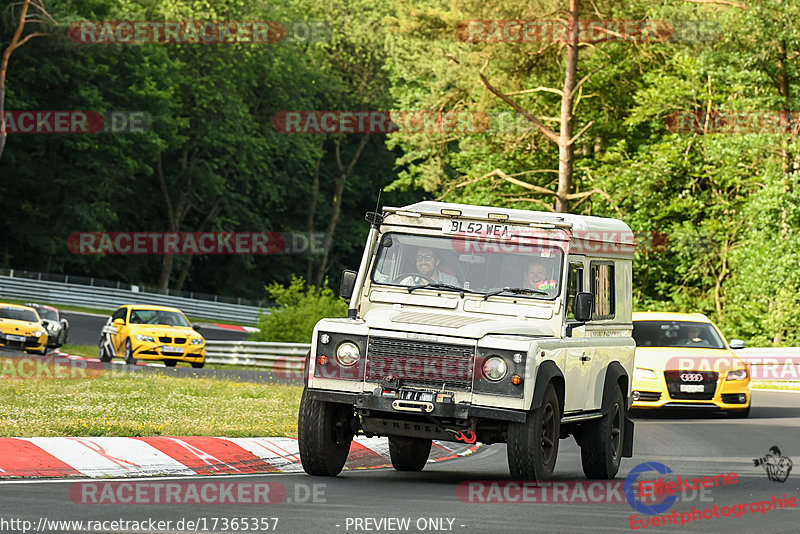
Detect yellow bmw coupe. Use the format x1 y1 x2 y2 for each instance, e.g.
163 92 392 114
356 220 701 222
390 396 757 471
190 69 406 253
98 304 205 368
631 312 750 417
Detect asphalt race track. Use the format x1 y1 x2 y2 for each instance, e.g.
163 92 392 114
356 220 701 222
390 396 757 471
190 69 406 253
0 390 797 533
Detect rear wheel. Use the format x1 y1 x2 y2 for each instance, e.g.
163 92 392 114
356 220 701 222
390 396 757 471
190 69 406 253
191 362 205 369
389 437 432 472
124 339 136 365
507 383 560 481
298 388 353 476
580 385 625 479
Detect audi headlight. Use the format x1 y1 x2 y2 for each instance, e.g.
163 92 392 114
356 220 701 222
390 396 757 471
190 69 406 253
335 341 360 366
482 356 508 382
135 334 155 342
634 367 657 381
190 338 204 345
726 368 748 381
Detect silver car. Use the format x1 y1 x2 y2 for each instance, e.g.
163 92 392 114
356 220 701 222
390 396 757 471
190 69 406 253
24 303 69 348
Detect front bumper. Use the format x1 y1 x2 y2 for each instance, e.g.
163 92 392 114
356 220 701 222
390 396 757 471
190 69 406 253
632 375 750 410
0 332 48 352
306 388 527 423
130 340 205 362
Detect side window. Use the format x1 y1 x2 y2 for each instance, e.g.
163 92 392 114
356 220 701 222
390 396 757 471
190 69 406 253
566 261 584 320
111 308 126 323
590 261 615 320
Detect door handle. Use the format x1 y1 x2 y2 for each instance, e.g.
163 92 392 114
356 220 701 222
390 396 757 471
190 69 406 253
579 354 591 362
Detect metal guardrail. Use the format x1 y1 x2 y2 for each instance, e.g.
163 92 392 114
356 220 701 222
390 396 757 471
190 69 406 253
205 340 309 371
0 275 267 324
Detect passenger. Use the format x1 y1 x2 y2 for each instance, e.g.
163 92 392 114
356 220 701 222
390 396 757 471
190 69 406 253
525 259 557 292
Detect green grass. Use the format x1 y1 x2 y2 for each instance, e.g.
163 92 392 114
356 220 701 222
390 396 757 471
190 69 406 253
0 371 302 437
751 381 800 391
60 344 265 372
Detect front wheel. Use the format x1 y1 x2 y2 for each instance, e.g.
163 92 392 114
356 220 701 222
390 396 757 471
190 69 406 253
389 436 432 471
507 383 560 481
191 362 205 369
98 339 112 362
164 360 177 367
124 339 136 365
298 389 353 476
580 385 625 479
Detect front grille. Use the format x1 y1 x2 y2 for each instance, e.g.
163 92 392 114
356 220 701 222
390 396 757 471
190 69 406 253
665 370 718 400
173 337 186 344
159 336 171 343
635 391 661 402
366 337 474 390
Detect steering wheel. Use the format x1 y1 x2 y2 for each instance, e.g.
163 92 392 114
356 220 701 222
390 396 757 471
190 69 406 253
392 273 436 285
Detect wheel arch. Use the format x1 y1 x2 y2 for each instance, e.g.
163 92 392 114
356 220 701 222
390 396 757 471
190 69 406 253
529 360 565 418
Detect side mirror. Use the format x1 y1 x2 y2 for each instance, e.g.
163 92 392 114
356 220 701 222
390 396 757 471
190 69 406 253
574 292 593 323
192 324 202 332
339 269 357 299
113 318 125 325
729 339 745 349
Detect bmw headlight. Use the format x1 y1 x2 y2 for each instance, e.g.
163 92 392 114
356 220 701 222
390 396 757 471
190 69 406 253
482 356 508 382
190 338 204 345
726 368 748 381
335 341 360 366
634 367 657 381
135 334 155 342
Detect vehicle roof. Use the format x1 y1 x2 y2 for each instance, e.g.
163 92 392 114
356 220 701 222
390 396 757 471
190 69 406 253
121 304 185 313
0 303 40 315
633 311 711 323
390 201 634 235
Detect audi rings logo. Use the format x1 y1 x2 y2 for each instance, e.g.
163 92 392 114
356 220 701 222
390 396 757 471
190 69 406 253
680 373 704 382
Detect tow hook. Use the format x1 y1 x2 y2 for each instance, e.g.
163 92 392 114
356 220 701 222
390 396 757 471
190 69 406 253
453 429 477 444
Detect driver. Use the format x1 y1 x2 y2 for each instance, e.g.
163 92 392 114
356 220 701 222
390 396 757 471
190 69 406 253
401 247 459 286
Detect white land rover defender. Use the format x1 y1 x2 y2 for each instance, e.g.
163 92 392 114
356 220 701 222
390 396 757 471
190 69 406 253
298 201 635 480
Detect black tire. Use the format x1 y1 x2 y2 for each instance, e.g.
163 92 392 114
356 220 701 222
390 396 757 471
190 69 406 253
728 405 750 418
297 388 353 476
164 360 177 367
388 436 432 472
98 339 112 362
191 362 205 369
507 383 560 481
124 339 136 365
581 385 625 479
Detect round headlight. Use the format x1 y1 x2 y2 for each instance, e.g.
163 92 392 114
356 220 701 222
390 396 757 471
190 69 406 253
482 356 508 381
335 341 360 366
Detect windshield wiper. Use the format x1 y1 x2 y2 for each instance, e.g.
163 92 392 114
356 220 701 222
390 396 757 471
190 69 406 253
482 287 548 300
407 283 479 297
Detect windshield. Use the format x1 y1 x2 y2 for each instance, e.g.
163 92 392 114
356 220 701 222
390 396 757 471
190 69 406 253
370 231 565 299
633 320 726 349
37 308 58 321
0 307 39 322
129 309 191 327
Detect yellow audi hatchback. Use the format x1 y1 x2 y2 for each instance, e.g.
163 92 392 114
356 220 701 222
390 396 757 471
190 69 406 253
631 312 750 417
98 304 205 368
0 303 48 354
